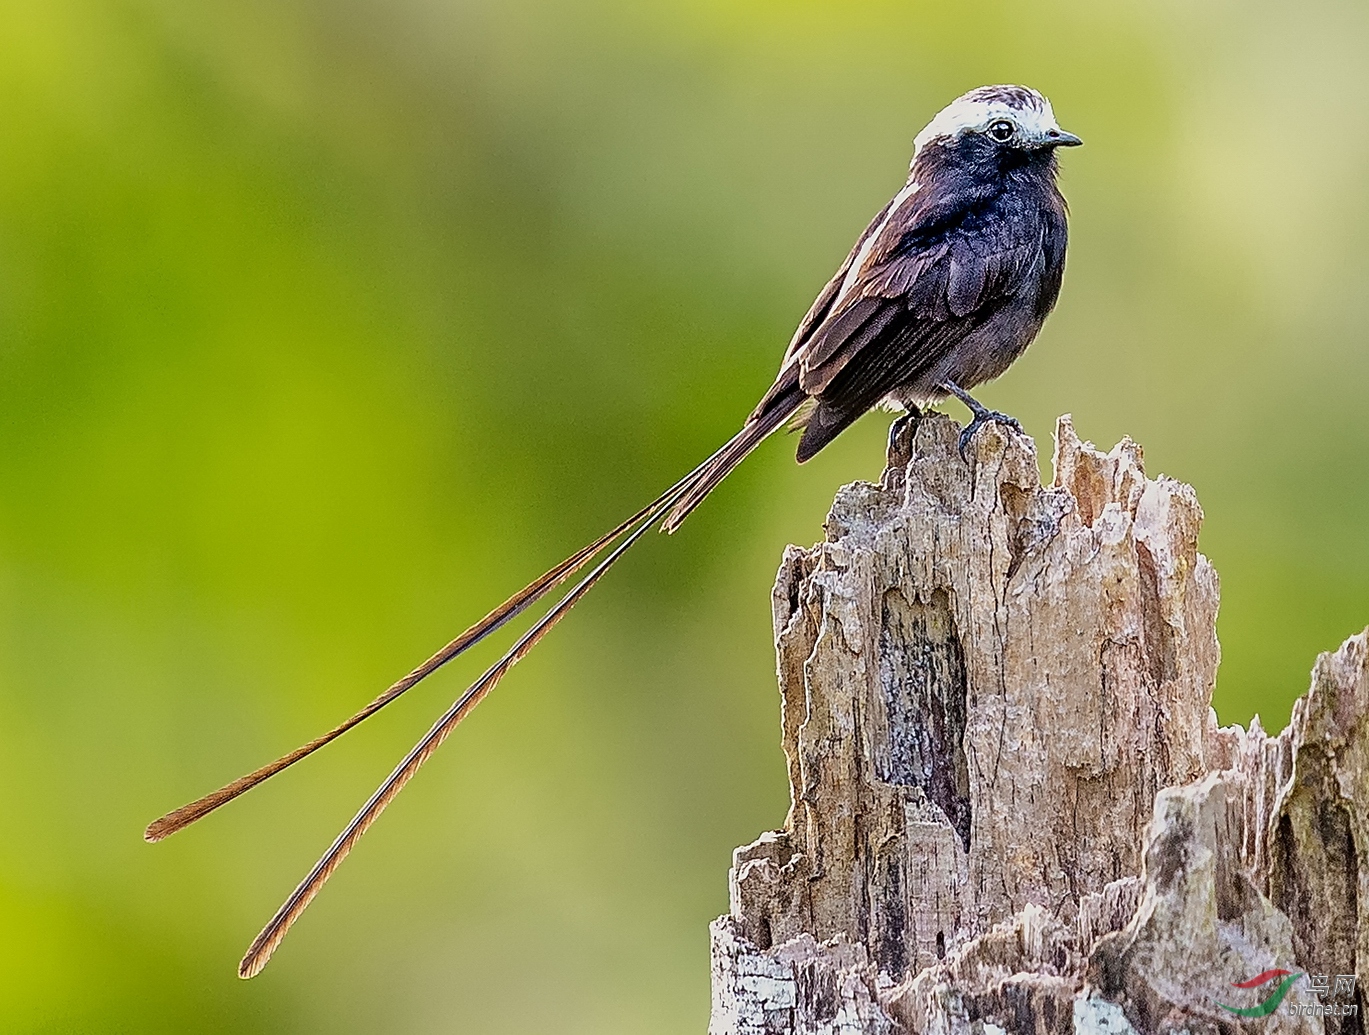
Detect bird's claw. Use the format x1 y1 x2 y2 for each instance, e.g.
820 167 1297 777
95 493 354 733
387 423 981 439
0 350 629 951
937 381 1022 462
957 410 1021 461
886 409 922 462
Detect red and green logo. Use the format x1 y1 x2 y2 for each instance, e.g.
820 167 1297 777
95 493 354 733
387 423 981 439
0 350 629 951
1218 970 1302 1017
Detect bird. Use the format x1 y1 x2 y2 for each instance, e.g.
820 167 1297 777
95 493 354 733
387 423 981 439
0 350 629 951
146 84 1081 978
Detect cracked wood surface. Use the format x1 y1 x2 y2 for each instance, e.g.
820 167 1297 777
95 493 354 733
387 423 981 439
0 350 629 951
709 414 1367 1035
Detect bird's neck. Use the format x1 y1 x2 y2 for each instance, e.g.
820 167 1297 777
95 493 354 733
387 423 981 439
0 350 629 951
911 137 1060 199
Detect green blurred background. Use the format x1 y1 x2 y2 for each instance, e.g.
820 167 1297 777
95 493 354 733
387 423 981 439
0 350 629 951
1 0 1367 1030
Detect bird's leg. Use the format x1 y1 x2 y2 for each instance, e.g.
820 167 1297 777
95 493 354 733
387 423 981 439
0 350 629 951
886 405 922 460
938 382 1021 461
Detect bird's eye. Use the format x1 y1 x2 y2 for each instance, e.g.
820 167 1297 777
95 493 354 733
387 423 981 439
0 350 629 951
987 120 1015 142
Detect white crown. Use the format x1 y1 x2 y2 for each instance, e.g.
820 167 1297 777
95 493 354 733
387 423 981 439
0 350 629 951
914 85 1061 155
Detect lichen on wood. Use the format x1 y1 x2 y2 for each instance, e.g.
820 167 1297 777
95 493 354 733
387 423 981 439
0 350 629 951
709 414 1367 1035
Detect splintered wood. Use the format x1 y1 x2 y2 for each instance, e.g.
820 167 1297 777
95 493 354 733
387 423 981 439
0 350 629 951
710 414 1368 1035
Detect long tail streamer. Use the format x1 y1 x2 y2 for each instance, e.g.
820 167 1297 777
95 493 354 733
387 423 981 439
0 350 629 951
146 399 800 978
237 475 694 977
144 497 665 843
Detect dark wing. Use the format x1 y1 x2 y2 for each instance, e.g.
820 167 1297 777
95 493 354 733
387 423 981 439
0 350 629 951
802 190 1044 394
788 187 1050 459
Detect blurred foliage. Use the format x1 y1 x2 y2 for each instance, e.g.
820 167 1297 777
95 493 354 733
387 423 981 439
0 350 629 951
0 0 1366 1031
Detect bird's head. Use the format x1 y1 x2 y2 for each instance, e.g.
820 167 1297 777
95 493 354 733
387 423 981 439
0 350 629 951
912 85 1081 167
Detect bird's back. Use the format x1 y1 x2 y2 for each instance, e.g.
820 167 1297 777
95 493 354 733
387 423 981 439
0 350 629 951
785 147 1069 460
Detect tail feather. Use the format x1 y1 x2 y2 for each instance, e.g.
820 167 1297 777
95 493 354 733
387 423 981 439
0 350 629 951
145 443 736 845
146 521 637 842
149 395 800 977
794 399 863 463
237 477 695 978
661 386 805 533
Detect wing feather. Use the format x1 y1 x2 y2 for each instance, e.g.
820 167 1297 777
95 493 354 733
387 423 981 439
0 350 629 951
946 243 988 318
798 298 900 394
787 199 1047 408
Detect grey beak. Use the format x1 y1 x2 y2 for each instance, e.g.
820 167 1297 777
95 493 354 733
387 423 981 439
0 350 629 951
1046 129 1083 147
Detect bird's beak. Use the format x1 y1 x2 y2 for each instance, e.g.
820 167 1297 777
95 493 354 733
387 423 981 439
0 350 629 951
1045 128 1083 148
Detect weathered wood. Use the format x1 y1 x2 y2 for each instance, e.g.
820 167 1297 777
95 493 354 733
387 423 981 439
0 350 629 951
710 414 1367 1035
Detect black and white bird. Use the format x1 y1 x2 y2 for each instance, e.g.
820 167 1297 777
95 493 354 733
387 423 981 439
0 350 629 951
147 84 1081 977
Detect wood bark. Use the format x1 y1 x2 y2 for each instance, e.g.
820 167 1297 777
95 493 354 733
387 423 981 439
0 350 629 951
709 413 1368 1035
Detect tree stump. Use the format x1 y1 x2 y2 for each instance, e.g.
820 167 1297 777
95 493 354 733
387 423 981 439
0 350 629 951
709 414 1368 1035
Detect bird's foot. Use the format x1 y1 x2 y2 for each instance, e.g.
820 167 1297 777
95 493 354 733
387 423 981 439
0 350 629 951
938 382 1021 462
957 409 1021 461
886 407 922 461
881 408 922 490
